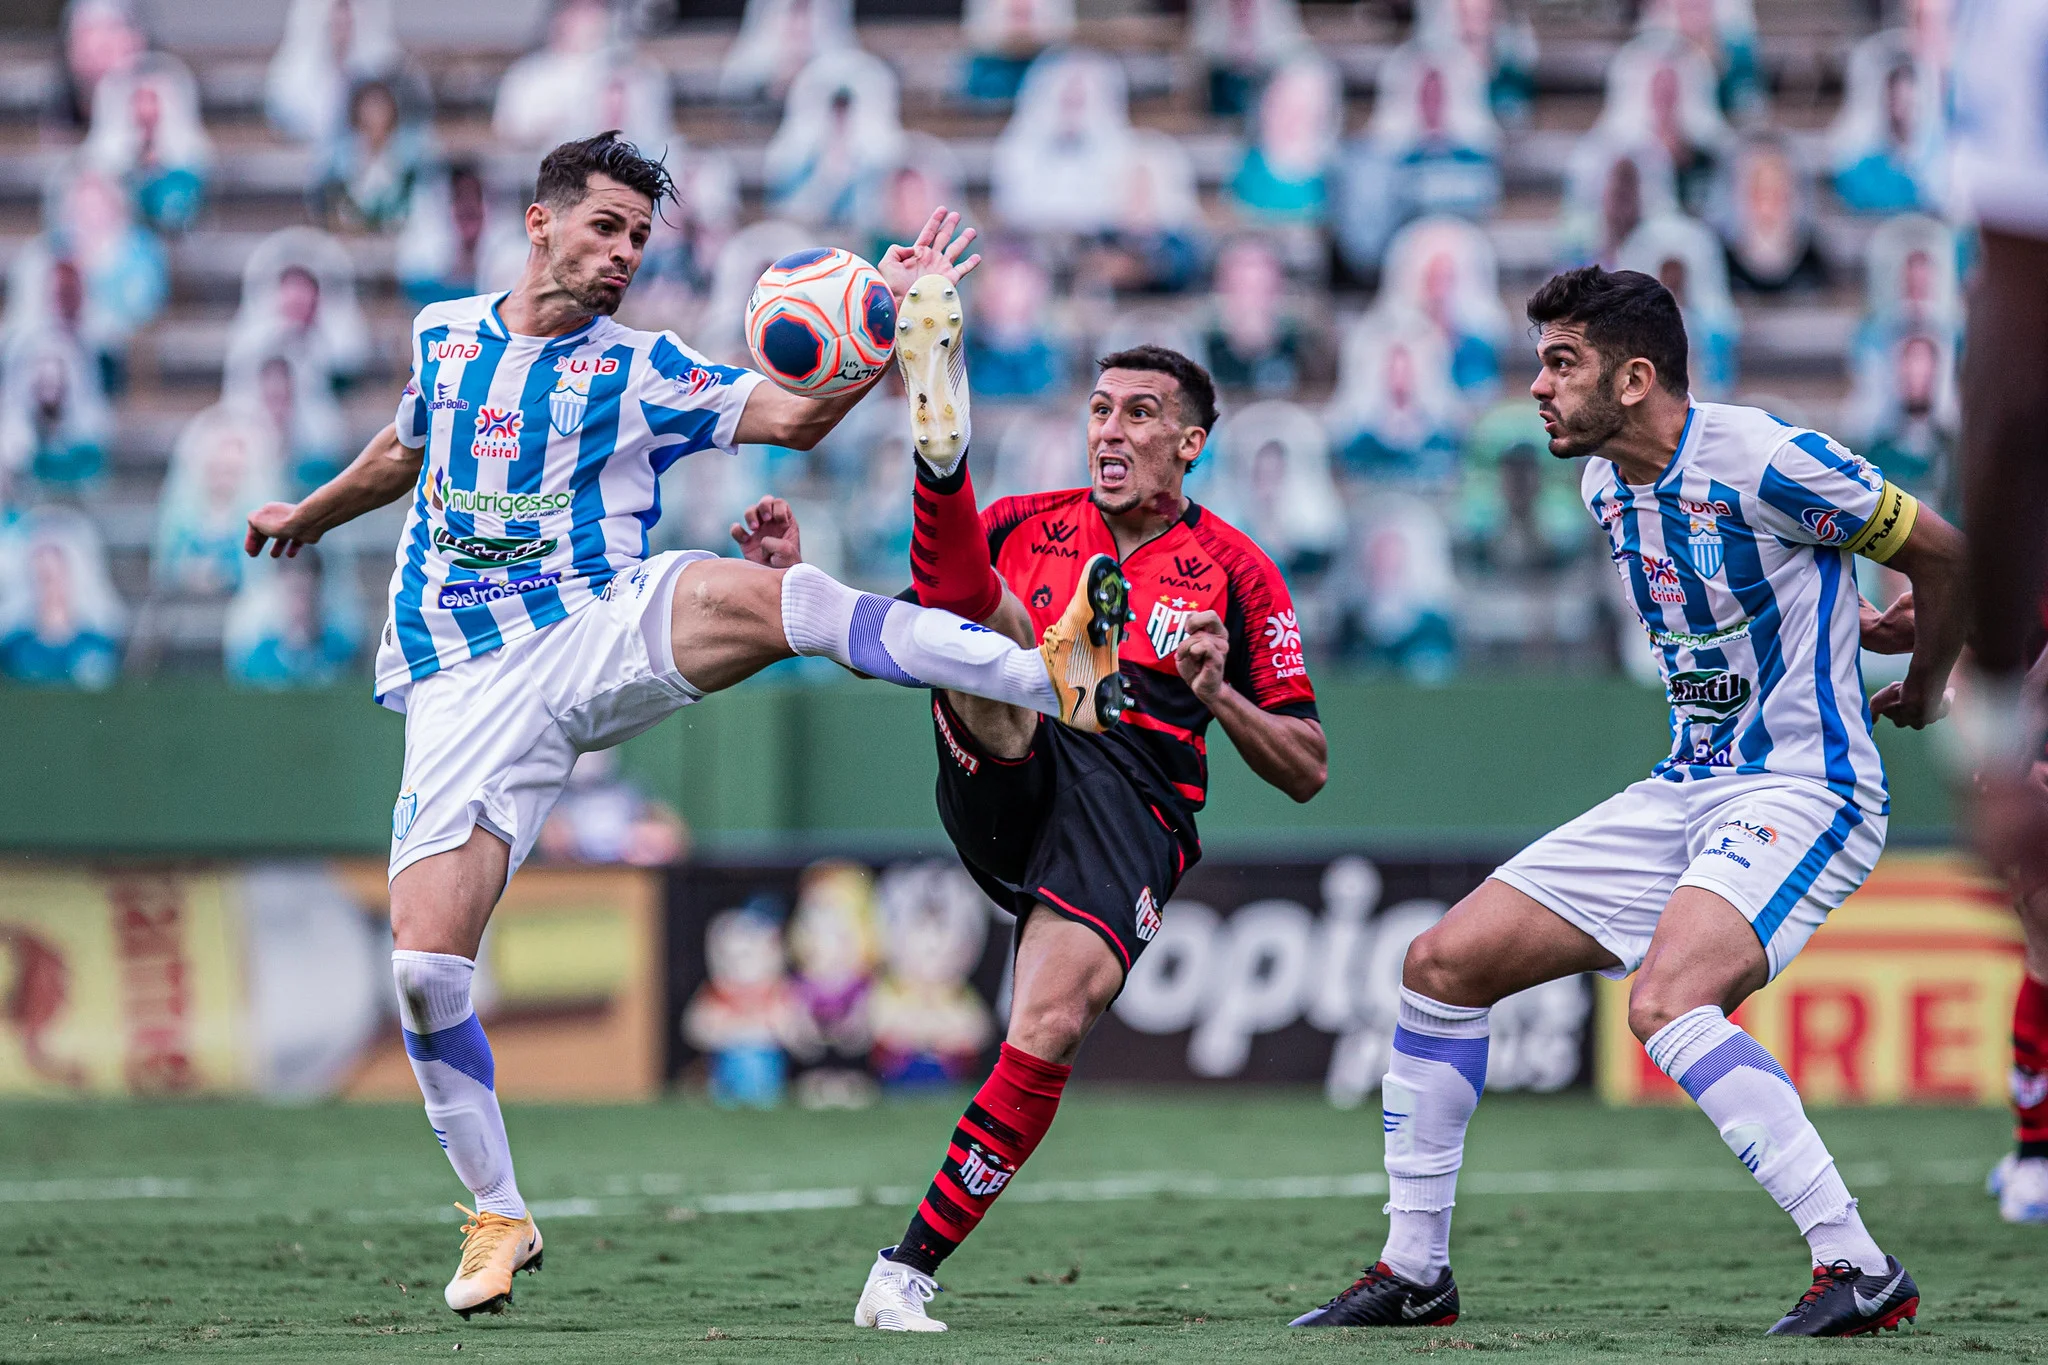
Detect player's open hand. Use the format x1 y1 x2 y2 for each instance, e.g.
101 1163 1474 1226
1858 590 1915 654
879 207 981 302
1868 676 1953 728
1174 610 1230 706
245 501 314 558
731 495 803 568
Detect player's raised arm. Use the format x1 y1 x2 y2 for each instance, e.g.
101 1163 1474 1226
244 421 421 559
733 207 982 450
1866 506 1968 729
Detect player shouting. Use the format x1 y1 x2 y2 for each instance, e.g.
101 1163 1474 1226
240 135 1121 1318
832 285 1327 1329
1292 267 1966 1337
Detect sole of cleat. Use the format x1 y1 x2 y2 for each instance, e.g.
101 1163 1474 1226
1085 559 1130 647
1094 675 1125 725
895 275 967 476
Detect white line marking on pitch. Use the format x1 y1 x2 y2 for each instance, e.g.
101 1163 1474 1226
2 1162 1991 1219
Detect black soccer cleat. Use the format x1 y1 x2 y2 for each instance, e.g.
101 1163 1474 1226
1084 554 1132 648
1766 1256 1919 1337
1289 1262 1459 1328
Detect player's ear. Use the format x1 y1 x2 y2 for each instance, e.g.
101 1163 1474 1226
1616 356 1657 407
524 201 551 248
1179 424 1208 468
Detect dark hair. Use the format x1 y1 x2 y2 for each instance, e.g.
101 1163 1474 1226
1095 345 1219 432
534 131 674 211
1525 266 1689 396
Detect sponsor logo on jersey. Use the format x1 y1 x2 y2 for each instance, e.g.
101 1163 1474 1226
1641 553 1687 605
1031 521 1079 558
431 340 482 362
1265 610 1306 679
1683 498 1729 578
472 407 524 459
1687 739 1735 766
548 372 591 436
402 377 419 398
1134 886 1161 942
1841 454 1885 493
441 484 573 518
1666 668 1753 721
1713 819 1778 846
934 698 980 775
956 1142 1013 1198
1801 506 1850 544
427 381 469 412
1703 845 1752 868
436 573 562 610
1031 584 1053 610
557 355 620 377
432 527 555 570
392 790 418 842
1159 554 1213 591
1147 598 1194 655
1649 619 1752 649
1598 497 1628 528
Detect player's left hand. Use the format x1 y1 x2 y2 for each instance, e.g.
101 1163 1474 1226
1868 676 1953 728
1858 590 1915 654
1174 610 1230 707
879 207 981 303
731 496 803 568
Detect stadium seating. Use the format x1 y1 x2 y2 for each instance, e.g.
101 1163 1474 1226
0 0 1958 685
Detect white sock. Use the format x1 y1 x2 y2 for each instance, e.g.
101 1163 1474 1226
1646 1005 1885 1274
1380 987 1489 1284
393 950 526 1218
780 563 1058 714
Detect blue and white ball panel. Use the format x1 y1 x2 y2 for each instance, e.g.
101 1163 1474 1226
1491 772 1886 981
378 292 763 709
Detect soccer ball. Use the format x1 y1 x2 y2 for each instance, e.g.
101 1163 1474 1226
745 248 897 396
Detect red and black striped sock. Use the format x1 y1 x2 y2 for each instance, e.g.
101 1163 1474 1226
889 1042 1071 1274
2016 972 2048 1158
910 457 1003 624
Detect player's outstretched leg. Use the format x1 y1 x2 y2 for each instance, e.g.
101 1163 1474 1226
388 853 543 1318
1632 890 1917 1337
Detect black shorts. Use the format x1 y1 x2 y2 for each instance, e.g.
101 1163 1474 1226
930 693 1195 978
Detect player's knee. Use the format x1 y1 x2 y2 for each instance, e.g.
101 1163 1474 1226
1400 924 1482 1003
1626 986 1689 1043
1006 995 1094 1065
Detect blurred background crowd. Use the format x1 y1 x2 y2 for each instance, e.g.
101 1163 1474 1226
0 0 1960 697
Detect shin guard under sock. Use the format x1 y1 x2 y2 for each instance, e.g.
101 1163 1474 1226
911 459 1003 624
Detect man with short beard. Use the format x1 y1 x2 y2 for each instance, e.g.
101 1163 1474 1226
1293 266 1966 1337
241 134 1122 1318
825 297 1329 1329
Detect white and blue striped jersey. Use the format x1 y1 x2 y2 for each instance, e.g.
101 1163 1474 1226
373 293 763 709
1584 401 1919 814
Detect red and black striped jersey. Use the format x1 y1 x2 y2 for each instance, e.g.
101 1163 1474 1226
984 488 1318 833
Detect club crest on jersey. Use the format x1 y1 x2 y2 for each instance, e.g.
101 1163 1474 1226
1031 584 1053 610
1801 507 1850 544
1147 598 1194 655
1682 498 1730 578
1641 553 1687 605
472 407 523 458
549 372 591 436
957 1142 1013 1198
392 790 418 842
1134 886 1161 942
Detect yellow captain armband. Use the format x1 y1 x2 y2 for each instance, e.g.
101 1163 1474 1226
1841 481 1919 563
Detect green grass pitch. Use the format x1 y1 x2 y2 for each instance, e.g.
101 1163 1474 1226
4 1091 2043 1362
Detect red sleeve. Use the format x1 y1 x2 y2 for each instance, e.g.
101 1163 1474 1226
981 489 1086 563
1207 527 1318 717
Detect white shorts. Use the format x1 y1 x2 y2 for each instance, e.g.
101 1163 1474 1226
1491 772 1887 981
387 550 714 882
